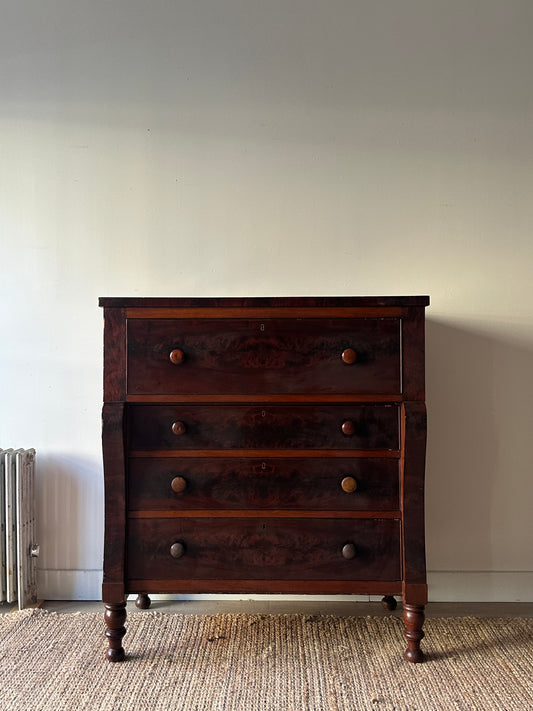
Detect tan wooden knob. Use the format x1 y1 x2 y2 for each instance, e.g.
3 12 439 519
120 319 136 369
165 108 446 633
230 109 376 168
341 420 356 436
169 348 185 365
171 476 187 493
170 542 185 559
341 476 358 494
342 543 356 560
341 348 357 364
172 421 187 436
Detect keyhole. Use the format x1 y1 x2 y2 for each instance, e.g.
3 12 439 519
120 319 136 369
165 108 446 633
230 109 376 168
261 462 266 470
262 410 266 417
260 323 265 331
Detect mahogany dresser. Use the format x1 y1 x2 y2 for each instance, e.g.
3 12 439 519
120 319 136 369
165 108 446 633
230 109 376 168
99 296 429 663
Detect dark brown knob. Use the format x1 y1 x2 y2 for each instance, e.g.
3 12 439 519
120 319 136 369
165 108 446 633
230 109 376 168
170 542 185 559
172 421 186 436
171 476 187 493
341 348 357 364
341 476 358 494
342 543 356 560
341 420 356 436
169 348 185 365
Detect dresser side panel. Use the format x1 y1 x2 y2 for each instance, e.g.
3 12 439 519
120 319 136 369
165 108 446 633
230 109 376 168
400 401 428 596
102 307 127 403
102 403 126 602
401 307 426 401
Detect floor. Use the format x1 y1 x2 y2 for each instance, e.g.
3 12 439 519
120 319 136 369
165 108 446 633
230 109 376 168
2 599 533 617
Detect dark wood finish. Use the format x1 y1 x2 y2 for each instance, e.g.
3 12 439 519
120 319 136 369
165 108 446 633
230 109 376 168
400 402 428 587
341 542 357 560
102 309 126 402
101 404 126 604
129 510 400 519
402 308 426 402
104 602 127 662
171 420 187 436
135 593 151 609
100 296 429 662
127 393 401 403
127 318 400 396
341 420 356 436
341 476 358 494
126 517 401 581
170 541 186 559
403 603 425 663
341 348 358 365
170 475 188 494
130 448 400 459
128 404 399 451
381 595 398 611
128 457 398 511
169 348 185 365
129 579 402 594
99 296 429 308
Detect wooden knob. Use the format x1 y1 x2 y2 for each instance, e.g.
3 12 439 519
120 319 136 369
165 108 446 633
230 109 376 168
341 348 357 364
169 349 185 365
170 542 185 559
341 476 358 493
342 543 356 560
341 420 356 436
171 476 187 493
172 421 186 436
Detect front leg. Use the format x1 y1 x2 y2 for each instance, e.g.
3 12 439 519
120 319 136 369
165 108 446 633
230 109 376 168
104 602 127 662
403 603 425 663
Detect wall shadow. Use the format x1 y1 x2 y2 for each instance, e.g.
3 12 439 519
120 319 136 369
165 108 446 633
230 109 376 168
34 453 103 599
425 319 533 592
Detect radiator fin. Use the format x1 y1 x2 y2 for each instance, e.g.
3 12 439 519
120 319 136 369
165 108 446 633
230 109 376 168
1 449 38 608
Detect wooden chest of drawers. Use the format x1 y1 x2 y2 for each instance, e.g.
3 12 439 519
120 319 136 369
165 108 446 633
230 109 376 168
100 296 429 663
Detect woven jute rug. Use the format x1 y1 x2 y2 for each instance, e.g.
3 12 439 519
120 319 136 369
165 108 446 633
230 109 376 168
0 610 532 711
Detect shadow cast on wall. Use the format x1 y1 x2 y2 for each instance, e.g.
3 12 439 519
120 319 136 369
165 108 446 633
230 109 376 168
425 318 533 598
35 453 103 600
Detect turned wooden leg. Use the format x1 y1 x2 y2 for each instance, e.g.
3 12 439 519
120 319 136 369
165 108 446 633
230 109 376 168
403 603 425 663
381 595 397 611
135 593 151 610
104 602 127 662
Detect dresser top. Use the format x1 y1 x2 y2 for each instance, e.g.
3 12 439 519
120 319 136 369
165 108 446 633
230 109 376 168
99 296 429 308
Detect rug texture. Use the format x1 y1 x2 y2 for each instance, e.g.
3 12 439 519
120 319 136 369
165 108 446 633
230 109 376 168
0 610 532 711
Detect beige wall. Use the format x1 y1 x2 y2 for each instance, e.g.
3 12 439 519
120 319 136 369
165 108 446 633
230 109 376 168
1 1 532 600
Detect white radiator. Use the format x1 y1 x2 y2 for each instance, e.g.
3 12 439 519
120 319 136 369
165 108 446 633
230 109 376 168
1 449 39 609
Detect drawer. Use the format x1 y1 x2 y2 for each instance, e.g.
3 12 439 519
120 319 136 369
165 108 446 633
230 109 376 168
127 318 400 395
126 517 401 581
128 404 399 451
128 457 399 511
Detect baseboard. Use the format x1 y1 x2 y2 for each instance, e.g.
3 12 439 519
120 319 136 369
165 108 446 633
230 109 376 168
427 571 533 602
37 569 103 601
37 569 533 603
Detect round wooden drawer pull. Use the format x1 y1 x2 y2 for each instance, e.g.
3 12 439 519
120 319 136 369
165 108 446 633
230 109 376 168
341 420 356 436
171 476 187 493
169 348 185 365
342 543 356 560
170 542 186 559
341 348 357 364
171 421 187 436
341 476 358 494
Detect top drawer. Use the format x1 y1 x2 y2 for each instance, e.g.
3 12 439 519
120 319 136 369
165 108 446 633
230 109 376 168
127 318 400 395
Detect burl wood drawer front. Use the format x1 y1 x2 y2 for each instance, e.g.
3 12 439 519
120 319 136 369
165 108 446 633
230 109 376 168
126 318 400 395
126 518 401 581
128 405 399 451
128 457 399 511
